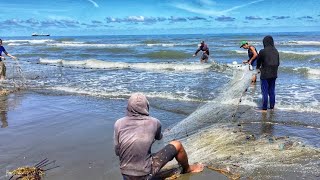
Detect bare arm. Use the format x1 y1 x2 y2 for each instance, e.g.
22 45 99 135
3 50 17 60
194 47 201 56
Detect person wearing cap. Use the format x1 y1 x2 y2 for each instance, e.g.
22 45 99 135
240 40 258 83
193 41 210 63
0 39 17 80
114 93 204 180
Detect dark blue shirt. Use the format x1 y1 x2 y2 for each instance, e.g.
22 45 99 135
248 46 258 66
0 46 6 56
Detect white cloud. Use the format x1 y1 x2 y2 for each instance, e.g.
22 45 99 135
172 0 264 16
221 0 264 14
87 0 99 8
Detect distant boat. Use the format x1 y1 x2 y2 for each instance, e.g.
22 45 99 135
32 33 50 36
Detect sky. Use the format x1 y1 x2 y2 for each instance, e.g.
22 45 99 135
0 0 320 36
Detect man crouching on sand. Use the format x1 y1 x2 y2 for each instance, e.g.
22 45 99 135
114 93 204 180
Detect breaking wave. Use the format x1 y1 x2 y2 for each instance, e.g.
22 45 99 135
38 58 212 71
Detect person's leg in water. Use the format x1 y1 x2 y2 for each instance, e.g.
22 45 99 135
251 61 257 84
268 78 276 109
169 140 204 173
0 61 6 80
260 79 269 112
200 53 208 63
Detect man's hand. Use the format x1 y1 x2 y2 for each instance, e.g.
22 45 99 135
193 54 196 57
11 56 17 60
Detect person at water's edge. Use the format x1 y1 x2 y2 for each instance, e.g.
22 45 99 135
0 39 17 80
114 93 204 180
240 40 258 83
193 41 209 63
256 36 280 112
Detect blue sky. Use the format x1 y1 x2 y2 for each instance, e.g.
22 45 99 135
0 0 319 36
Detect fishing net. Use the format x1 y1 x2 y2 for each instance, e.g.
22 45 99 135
164 64 253 141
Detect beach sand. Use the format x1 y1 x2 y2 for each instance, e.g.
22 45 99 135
0 92 123 180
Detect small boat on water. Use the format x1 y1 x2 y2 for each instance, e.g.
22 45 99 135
32 33 50 36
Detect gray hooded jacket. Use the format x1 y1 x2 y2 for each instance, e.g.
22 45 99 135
114 93 163 176
257 35 280 79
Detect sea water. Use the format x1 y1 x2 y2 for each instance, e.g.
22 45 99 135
1 32 320 178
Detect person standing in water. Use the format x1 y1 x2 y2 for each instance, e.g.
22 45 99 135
193 41 210 63
240 40 258 83
114 93 204 180
0 39 17 80
256 36 280 112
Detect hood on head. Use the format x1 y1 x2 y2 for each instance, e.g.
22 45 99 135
263 35 274 48
127 93 149 117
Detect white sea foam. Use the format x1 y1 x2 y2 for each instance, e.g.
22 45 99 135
235 48 320 56
48 86 200 102
307 68 320 75
281 50 320 55
5 39 54 45
286 41 320 46
39 58 212 71
234 50 248 54
277 105 320 113
48 42 140 48
146 43 175 47
292 67 320 77
49 42 184 48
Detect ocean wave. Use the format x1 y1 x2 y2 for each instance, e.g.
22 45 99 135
234 50 319 61
281 50 320 55
56 37 75 42
232 50 248 54
6 39 54 45
49 42 140 48
41 47 64 52
49 42 188 48
284 41 320 46
137 50 191 59
85 47 136 53
280 67 320 76
39 58 212 71
235 49 320 56
48 86 202 102
141 39 165 44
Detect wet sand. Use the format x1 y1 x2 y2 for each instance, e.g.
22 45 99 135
0 92 225 180
1 91 319 180
0 92 124 179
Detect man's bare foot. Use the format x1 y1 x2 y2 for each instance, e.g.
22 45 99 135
254 108 267 113
184 163 204 173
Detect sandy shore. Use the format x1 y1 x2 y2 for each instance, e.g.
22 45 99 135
0 91 228 180
0 92 123 180
1 91 319 180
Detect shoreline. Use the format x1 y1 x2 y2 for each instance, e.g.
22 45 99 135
0 91 319 179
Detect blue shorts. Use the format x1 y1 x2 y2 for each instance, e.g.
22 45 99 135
251 59 257 66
